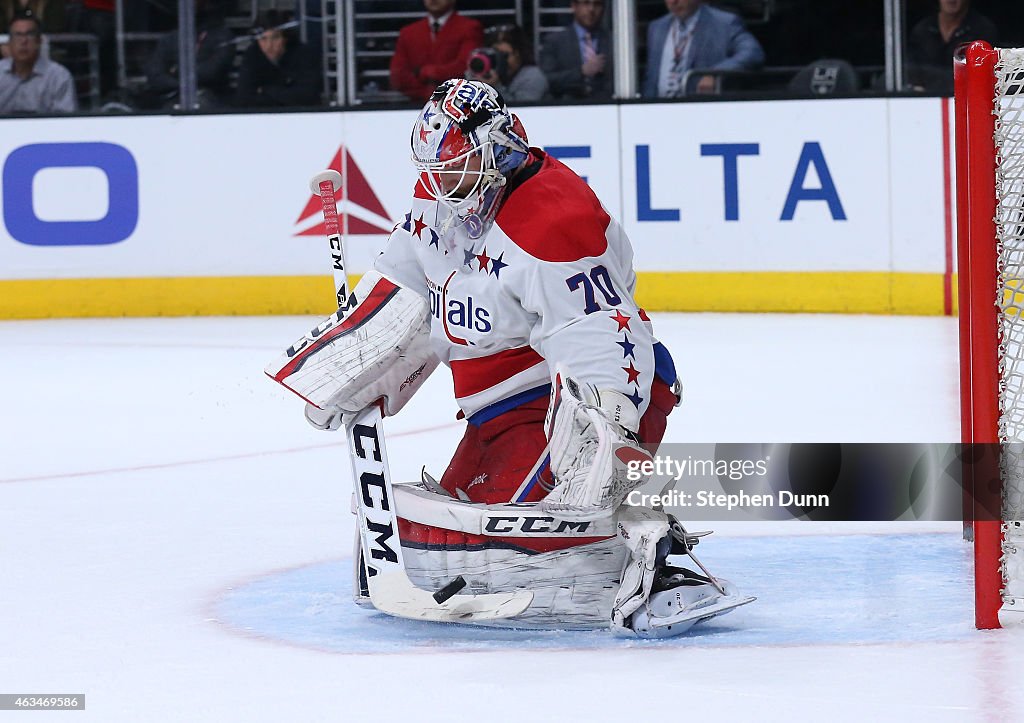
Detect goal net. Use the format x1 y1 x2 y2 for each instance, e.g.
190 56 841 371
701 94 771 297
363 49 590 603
956 41 1024 629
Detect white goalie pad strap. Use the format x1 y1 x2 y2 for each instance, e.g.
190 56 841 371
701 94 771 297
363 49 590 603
392 484 627 629
610 506 670 632
265 270 439 416
539 375 653 521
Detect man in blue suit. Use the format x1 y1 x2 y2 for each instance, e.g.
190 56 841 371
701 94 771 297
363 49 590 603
642 0 764 98
540 0 613 100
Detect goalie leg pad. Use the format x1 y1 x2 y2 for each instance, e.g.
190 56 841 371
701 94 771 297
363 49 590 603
393 483 627 629
382 485 752 634
265 270 439 416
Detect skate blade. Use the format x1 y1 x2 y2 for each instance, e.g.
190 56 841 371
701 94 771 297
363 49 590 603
648 594 756 628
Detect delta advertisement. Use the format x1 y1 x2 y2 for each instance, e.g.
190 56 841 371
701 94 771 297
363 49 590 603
0 97 953 318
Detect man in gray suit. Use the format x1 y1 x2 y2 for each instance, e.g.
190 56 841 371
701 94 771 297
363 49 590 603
643 0 764 98
539 0 613 100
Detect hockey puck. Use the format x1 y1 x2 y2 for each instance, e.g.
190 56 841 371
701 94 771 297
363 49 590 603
432 576 467 604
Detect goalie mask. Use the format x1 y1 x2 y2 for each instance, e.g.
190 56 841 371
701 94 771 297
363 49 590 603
411 79 530 233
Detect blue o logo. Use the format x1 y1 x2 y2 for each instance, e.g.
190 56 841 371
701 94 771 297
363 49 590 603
3 142 138 246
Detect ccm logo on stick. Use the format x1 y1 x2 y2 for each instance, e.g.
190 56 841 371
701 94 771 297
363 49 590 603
353 422 400 574
2 142 139 246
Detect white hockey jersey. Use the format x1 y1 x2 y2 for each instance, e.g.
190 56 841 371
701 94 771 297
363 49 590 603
376 150 659 426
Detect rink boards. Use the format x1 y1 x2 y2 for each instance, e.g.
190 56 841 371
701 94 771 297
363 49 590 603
0 97 954 318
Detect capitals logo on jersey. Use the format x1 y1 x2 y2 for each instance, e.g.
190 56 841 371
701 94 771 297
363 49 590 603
428 272 493 346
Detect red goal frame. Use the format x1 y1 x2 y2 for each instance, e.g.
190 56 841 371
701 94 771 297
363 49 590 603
954 40 1004 630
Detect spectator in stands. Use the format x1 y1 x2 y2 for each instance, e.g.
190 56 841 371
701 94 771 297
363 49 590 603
907 0 997 94
390 0 482 104
466 24 547 102
0 11 75 112
642 0 764 98
141 0 233 109
1 1 64 62
64 0 153 94
540 0 612 101
293 0 322 66
70 0 116 98
235 9 320 108
0 1 64 34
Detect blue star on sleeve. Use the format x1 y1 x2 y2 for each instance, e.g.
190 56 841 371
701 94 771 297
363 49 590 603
617 334 636 359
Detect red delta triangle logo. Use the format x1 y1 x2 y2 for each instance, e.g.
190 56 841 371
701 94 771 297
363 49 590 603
294 147 393 236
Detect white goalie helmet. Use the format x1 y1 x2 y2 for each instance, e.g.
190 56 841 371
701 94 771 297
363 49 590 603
411 79 530 232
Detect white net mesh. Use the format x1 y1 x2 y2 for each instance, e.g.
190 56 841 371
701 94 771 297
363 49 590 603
995 49 1024 619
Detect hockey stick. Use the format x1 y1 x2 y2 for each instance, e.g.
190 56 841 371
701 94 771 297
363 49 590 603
308 171 374 606
348 412 532 622
307 169 532 622
309 170 353 311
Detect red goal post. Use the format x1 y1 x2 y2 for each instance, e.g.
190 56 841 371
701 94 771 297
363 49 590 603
955 40 1024 630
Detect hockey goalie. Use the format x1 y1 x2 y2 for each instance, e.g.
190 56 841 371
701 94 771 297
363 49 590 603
267 79 752 637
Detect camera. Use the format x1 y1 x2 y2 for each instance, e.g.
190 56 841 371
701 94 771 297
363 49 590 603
467 47 509 83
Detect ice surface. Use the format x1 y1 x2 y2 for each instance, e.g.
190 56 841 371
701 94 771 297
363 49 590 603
2 313 1018 722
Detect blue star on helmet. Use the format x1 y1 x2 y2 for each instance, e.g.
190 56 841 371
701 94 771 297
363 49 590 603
626 387 644 409
422 107 435 124
463 247 477 267
428 229 440 249
400 212 413 232
617 334 636 359
489 253 508 278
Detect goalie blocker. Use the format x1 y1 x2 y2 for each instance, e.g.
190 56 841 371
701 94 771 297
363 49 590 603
265 270 440 429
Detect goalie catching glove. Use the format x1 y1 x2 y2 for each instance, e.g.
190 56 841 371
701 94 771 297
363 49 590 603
265 270 439 426
540 373 655 521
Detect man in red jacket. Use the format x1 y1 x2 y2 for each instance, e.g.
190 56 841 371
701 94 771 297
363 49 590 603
389 0 482 104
